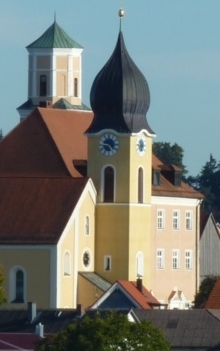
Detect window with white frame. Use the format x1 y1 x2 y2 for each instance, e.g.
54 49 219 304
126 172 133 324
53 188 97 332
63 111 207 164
157 210 165 229
64 251 71 276
172 250 180 269
185 250 192 270
104 256 111 271
185 211 192 230
85 215 89 235
157 249 165 269
173 210 180 230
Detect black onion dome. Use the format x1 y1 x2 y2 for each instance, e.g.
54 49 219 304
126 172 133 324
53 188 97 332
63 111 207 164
87 31 154 134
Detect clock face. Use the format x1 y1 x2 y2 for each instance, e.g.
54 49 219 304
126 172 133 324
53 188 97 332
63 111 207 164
136 134 146 156
99 133 119 156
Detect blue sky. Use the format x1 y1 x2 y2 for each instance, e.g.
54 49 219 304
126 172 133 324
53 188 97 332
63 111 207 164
1 0 220 176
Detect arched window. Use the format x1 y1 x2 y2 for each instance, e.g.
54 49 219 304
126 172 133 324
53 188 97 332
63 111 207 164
15 270 24 302
40 75 47 96
10 267 25 303
85 216 89 235
136 252 144 278
104 166 114 202
64 251 71 276
74 78 78 97
138 167 144 203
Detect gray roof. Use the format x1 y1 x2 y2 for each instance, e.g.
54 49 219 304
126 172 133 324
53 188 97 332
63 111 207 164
132 309 220 349
0 308 81 333
79 272 111 292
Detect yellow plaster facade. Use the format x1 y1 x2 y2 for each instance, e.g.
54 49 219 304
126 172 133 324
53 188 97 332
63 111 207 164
87 132 153 288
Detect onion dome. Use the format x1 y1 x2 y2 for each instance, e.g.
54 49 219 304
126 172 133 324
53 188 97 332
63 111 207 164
87 31 154 134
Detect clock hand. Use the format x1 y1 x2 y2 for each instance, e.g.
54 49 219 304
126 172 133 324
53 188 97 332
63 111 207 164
100 142 114 151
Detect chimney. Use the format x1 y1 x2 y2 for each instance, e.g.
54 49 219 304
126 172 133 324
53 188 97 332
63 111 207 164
136 278 143 293
28 302 36 323
36 323 44 338
76 304 84 317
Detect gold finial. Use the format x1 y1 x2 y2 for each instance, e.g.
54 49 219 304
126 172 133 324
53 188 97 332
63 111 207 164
119 8 124 18
118 8 124 31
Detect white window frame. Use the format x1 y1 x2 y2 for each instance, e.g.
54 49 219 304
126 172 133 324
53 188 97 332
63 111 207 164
157 209 165 229
185 210 193 230
173 210 180 230
185 250 193 270
104 255 112 271
172 249 180 269
157 249 165 269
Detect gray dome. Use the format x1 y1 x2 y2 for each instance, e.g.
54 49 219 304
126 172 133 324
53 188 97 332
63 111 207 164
87 31 154 134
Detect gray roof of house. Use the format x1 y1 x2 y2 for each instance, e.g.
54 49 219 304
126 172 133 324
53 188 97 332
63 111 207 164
132 309 220 349
79 272 111 292
0 308 81 333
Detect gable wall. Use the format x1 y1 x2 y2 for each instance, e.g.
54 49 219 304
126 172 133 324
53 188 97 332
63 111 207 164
200 217 220 281
57 185 96 308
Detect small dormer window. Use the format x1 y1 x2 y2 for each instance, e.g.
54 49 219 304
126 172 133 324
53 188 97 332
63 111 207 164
153 170 160 186
174 172 182 187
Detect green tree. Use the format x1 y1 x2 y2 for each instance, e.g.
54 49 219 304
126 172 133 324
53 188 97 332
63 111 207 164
36 312 170 351
187 154 220 217
0 265 7 305
153 142 188 177
194 276 217 308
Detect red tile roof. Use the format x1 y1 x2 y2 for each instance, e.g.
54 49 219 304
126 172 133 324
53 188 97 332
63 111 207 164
0 333 39 350
0 108 93 177
0 177 89 244
205 279 220 309
118 280 160 309
0 109 202 201
152 154 203 199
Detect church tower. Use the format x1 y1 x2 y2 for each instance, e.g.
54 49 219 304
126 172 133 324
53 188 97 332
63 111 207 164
17 20 85 120
87 11 155 287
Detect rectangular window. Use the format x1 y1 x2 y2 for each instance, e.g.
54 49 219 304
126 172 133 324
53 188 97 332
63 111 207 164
157 210 165 229
173 210 180 230
185 250 192 270
157 249 165 269
172 250 180 269
185 211 192 230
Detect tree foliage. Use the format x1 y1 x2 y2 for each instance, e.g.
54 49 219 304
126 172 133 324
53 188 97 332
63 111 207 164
0 265 7 305
194 276 218 308
36 312 170 351
187 154 220 218
153 142 188 177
